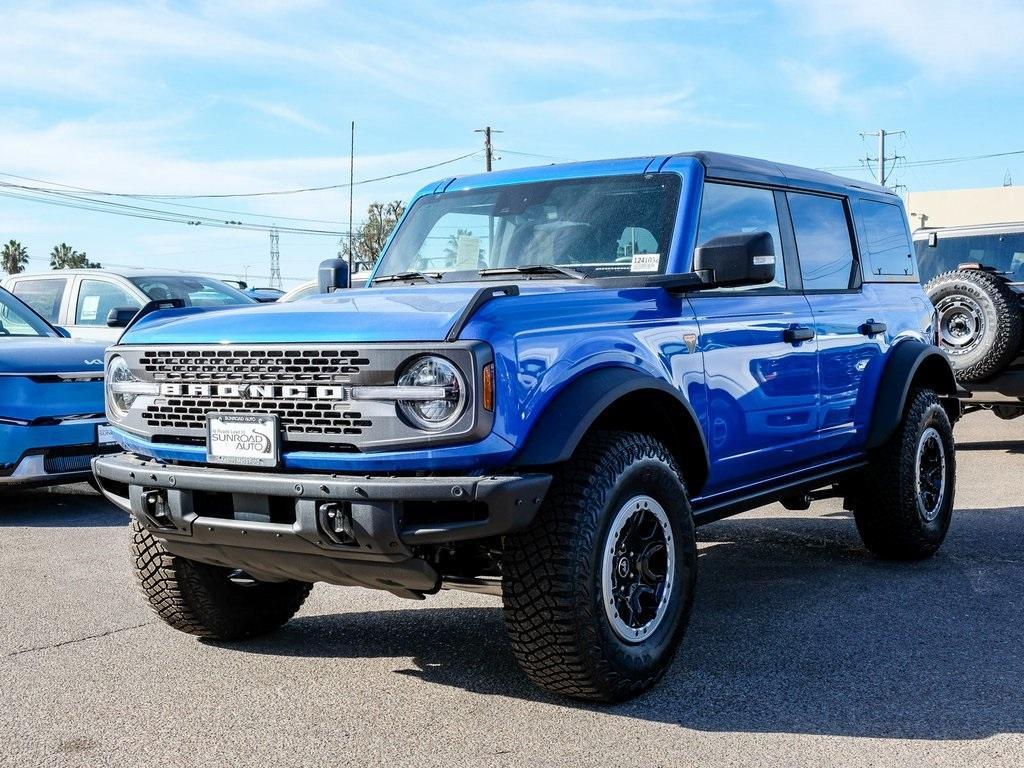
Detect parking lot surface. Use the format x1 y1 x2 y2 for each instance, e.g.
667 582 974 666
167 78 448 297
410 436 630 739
1 412 1021 767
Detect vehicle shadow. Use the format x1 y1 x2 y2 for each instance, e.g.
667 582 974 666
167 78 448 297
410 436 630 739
0 485 127 527
232 507 1023 740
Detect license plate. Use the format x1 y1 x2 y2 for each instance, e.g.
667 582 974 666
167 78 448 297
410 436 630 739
97 424 117 445
206 413 279 468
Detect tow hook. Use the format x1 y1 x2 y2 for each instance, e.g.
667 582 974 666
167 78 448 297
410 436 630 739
142 489 174 528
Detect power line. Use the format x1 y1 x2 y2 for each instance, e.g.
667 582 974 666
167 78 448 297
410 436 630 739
16 150 482 199
495 148 579 163
474 128 502 172
819 147 1024 172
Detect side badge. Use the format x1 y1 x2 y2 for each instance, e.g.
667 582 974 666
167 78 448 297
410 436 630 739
683 333 697 355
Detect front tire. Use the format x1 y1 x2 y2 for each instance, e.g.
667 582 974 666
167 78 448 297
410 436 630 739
131 519 313 640
850 389 956 560
502 431 697 702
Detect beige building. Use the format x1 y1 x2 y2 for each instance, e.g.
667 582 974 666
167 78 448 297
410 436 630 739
906 185 1024 230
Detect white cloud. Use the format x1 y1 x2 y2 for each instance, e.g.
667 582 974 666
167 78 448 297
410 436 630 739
780 60 906 115
237 100 331 135
781 0 1024 78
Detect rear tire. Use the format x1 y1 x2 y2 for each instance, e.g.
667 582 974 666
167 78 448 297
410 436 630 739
131 519 312 640
502 431 697 702
850 389 956 560
925 269 1023 382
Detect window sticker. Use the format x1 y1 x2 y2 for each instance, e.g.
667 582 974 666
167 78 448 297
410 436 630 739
630 253 660 273
455 235 481 270
80 295 100 322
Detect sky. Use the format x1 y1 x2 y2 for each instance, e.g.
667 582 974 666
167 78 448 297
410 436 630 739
1 0 1022 287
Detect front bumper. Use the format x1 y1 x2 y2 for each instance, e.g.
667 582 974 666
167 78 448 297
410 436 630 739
0 422 115 487
92 453 551 597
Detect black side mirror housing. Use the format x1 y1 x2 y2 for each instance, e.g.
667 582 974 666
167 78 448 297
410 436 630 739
318 259 351 293
106 307 140 328
693 231 776 288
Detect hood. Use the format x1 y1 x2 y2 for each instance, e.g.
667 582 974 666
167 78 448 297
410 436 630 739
120 283 598 345
0 337 108 376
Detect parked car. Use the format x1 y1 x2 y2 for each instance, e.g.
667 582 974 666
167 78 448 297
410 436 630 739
222 280 286 303
93 152 958 702
1 268 257 342
0 287 114 487
279 272 371 302
914 222 1024 421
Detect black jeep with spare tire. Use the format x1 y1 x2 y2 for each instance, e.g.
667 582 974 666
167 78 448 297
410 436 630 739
915 222 1024 421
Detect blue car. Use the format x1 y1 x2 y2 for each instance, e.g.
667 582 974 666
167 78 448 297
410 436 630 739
0 287 113 487
94 152 959 701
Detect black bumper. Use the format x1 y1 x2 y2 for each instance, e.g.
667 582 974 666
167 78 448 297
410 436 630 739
959 364 1024 404
92 453 551 597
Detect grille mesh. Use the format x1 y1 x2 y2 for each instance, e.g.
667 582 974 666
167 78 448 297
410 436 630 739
139 348 370 383
138 347 375 439
44 452 94 474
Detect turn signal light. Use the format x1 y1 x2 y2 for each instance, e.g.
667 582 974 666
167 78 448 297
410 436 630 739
482 363 495 412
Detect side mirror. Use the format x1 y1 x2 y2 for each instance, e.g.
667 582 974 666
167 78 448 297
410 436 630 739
693 231 776 288
318 258 351 294
106 307 140 328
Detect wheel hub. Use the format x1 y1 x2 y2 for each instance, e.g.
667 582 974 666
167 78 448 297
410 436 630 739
601 495 674 643
915 427 947 523
935 295 985 353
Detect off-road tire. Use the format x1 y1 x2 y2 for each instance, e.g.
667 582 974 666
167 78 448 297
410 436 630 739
925 269 1023 382
130 519 313 640
850 389 956 560
502 431 697 702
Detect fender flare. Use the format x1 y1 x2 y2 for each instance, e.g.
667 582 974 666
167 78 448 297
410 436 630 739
865 340 958 449
512 367 710 481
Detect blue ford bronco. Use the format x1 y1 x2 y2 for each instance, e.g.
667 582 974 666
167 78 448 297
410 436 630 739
93 152 959 701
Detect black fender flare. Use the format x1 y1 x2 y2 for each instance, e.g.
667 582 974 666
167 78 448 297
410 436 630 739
512 367 710 487
865 340 958 449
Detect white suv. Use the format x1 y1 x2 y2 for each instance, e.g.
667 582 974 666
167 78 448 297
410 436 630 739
1 268 256 341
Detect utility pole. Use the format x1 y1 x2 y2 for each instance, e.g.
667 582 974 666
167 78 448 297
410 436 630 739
474 126 502 171
269 228 281 290
348 121 355 275
861 129 905 188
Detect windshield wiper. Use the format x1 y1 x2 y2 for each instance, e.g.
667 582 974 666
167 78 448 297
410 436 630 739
478 264 586 280
372 271 442 285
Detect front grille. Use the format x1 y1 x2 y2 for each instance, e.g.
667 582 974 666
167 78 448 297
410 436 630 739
138 348 371 383
138 347 376 438
143 399 371 437
116 342 487 452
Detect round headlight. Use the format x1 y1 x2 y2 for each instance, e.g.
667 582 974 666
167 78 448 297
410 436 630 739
396 356 466 430
107 355 139 418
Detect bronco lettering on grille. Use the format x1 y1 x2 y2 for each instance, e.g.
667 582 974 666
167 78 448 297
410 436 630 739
158 383 349 400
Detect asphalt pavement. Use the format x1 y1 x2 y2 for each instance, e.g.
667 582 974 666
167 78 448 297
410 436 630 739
1 411 1021 767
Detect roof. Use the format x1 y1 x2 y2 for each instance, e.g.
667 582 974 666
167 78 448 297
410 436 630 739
438 151 893 199
5 267 215 279
913 221 1024 237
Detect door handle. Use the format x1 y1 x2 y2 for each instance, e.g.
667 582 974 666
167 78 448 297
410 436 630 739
859 320 887 336
783 326 815 344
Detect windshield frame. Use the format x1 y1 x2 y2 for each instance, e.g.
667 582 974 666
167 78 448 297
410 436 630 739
372 172 682 285
0 288 59 338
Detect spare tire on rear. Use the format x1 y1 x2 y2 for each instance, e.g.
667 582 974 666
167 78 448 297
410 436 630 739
925 269 1023 383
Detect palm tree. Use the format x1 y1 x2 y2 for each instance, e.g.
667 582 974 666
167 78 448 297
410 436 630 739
1 240 29 274
49 242 76 269
49 242 99 269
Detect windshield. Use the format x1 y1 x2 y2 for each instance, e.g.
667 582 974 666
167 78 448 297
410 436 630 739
374 173 681 281
129 276 256 307
915 231 1024 284
0 289 55 338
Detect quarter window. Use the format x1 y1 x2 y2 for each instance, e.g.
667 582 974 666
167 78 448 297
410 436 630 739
788 192 857 291
696 183 786 289
859 200 914 277
11 278 67 323
76 280 141 326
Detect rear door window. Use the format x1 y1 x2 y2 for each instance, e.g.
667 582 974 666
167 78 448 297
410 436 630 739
788 193 857 291
858 200 914 278
10 278 67 323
